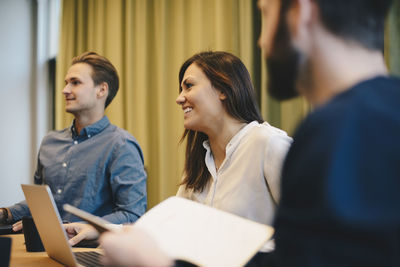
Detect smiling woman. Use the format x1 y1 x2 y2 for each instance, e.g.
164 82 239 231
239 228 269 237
176 63 228 133
175 52 292 250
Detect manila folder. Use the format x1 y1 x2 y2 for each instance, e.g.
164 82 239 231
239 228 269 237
134 196 274 267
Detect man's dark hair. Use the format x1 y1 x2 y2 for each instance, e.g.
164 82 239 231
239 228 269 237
71 52 119 108
284 0 393 50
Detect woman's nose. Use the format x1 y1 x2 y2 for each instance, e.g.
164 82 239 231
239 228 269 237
176 91 185 105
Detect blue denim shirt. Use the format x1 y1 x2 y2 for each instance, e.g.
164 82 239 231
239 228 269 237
9 116 147 224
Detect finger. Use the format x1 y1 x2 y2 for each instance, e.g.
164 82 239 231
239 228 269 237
69 233 85 246
66 230 78 239
13 220 22 228
64 226 77 235
12 221 22 232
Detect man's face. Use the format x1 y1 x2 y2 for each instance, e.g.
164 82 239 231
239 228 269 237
258 0 300 101
63 63 101 115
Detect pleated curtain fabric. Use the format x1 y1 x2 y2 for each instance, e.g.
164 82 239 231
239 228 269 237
55 0 311 208
385 0 400 76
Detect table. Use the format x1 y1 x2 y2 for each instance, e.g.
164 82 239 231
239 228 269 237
6 234 100 266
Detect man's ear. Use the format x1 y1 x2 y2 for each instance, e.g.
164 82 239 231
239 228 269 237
97 82 109 99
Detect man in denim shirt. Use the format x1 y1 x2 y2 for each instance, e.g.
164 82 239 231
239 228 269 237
0 52 147 229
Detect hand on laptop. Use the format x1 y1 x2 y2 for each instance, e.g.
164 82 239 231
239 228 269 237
99 225 173 267
64 223 99 246
12 221 22 232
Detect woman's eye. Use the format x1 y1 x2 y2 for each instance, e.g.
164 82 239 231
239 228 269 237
186 83 193 89
72 81 80 85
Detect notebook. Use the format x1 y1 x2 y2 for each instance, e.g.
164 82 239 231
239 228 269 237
133 197 274 267
21 184 102 267
66 196 275 267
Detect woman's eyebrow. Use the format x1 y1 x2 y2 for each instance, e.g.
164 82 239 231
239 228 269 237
181 76 193 87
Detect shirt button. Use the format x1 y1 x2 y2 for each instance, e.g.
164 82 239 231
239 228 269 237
74 140 78 145
57 189 62 194
62 162 67 167
88 134 91 138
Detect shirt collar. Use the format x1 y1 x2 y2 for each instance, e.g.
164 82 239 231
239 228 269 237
71 116 110 138
202 121 259 152
202 121 260 177
225 121 259 154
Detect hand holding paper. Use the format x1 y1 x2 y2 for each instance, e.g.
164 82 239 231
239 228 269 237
64 197 274 267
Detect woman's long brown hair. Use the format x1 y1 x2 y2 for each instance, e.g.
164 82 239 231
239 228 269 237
179 51 263 192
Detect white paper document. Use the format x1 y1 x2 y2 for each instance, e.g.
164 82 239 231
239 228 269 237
134 197 274 267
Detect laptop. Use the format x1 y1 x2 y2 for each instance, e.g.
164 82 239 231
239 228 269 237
0 224 13 235
21 184 102 267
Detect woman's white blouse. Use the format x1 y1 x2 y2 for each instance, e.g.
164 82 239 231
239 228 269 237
176 121 292 227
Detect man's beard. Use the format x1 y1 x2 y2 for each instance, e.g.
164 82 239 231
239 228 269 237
266 10 301 101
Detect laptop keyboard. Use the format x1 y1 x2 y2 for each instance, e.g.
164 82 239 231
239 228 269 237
74 251 103 267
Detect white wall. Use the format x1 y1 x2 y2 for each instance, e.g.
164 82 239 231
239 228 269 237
0 0 60 207
0 0 35 206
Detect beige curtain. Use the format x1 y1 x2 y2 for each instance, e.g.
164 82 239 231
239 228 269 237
56 0 308 208
385 0 400 75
